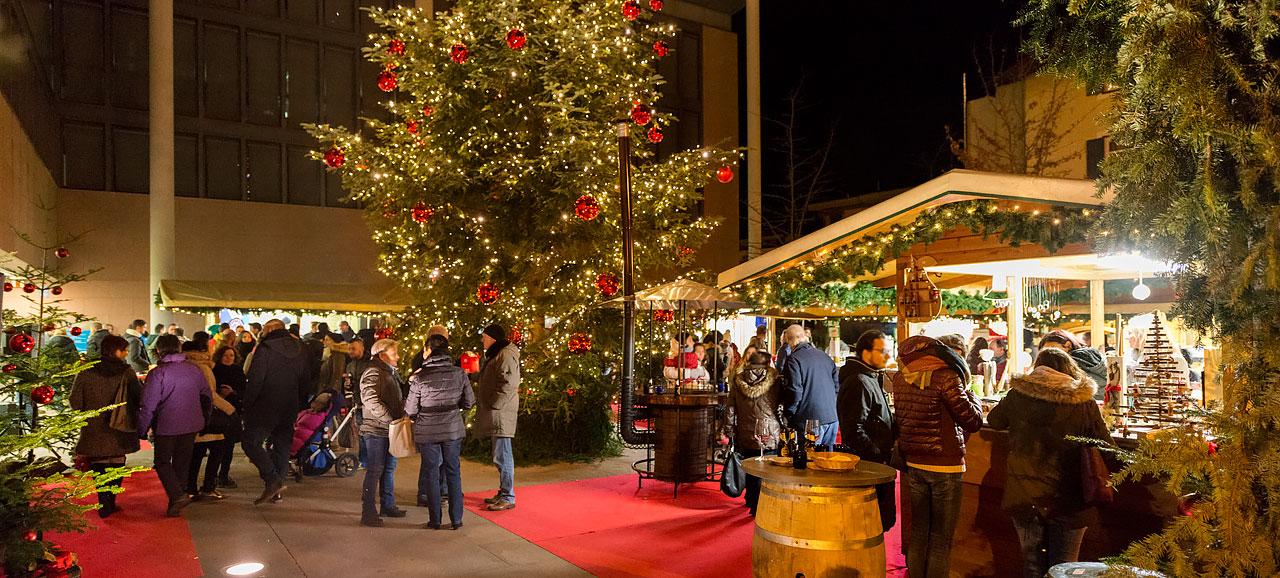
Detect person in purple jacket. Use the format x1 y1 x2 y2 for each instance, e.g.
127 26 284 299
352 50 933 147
138 334 212 517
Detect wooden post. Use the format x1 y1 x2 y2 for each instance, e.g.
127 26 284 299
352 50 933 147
1006 276 1024 375
1090 279 1105 350
896 257 911 345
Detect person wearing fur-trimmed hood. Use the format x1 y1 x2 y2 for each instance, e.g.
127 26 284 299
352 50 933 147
987 348 1113 578
724 351 782 516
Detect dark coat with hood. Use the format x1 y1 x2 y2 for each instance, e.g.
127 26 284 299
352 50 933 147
474 341 520 438
725 363 781 450
987 365 1112 527
780 341 840 428
69 356 143 457
243 328 312 428
1069 347 1108 401
891 335 983 468
404 353 475 443
837 357 895 463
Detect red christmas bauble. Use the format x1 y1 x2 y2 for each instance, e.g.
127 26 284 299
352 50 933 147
506 29 527 50
31 385 55 404
510 326 524 345
381 203 399 218
387 39 406 56
324 147 345 168
649 0 664 9
677 245 695 259
653 40 669 57
654 309 674 322
622 0 641 20
9 333 35 354
568 333 592 354
595 273 620 297
630 103 651 125
55 247 69 259
647 126 663 143
1 363 15 373
375 327 395 340
377 69 397 92
411 202 435 224
51 286 63 296
70 326 83 336
476 282 500 305
2 282 12 292
422 105 435 116
716 165 734 183
406 119 419 134
450 43 469 64
22 283 36 294
574 195 601 221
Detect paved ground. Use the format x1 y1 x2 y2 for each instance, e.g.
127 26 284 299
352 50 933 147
182 446 649 578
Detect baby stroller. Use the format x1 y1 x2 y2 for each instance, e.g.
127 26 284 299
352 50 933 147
289 389 360 481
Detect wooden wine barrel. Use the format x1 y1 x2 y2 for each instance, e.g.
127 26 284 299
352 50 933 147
743 457 897 578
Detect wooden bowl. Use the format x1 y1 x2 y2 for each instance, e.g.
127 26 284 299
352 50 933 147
810 452 859 471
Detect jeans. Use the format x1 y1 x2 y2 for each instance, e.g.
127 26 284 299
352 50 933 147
418 438 464 525
417 461 449 502
492 437 515 503
361 435 399 516
816 422 838 447
1011 514 1088 578
186 440 224 494
241 420 294 485
742 448 777 513
906 466 964 578
153 433 197 502
355 409 368 466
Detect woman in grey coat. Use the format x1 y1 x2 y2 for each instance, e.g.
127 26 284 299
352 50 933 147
405 334 475 530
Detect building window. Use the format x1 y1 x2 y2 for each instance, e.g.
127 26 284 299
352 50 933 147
203 23 242 121
61 2 104 104
112 127 149 193
246 142 283 203
176 133 199 197
1086 137 1105 180
175 18 200 117
109 7 148 110
205 136 242 200
62 122 105 190
285 39 321 123
246 31 282 126
287 145 323 206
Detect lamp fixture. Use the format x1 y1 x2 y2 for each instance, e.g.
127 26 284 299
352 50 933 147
1132 271 1151 301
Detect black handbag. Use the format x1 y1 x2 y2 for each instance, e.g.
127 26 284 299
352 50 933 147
721 442 746 498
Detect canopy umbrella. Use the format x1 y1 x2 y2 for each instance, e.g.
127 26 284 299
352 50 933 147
602 278 746 310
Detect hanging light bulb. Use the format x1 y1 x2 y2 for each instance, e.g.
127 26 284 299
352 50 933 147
1132 271 1151 301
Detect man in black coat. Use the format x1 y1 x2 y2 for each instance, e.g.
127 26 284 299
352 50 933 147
241 319 312 505
838 329 897 530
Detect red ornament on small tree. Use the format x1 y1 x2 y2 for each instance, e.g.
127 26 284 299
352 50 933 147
31 385 55 405
621 0 641 19
476 282 500 305
1 363 14 373
411 202 435 224
450 43 470 63
70 326 82 336
55 247 69 259
654 309 674 322
649 0 664 10
50 286 62 296
2 281 12 292
677 245 695 260
647 127 663 143
653 40 669 57
574 195 601 220
324 147 346 168
506 29 527 50
595 273 620 297
377 69 397 92
716 165 734 183
568 333 592 354
9 334 35 354
22 283 36 294
630 103 651 125
387 38 406 56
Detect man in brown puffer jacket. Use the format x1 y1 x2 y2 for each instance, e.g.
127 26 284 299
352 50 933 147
891 335 983 578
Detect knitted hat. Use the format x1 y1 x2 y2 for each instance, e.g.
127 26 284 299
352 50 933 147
482 324 506 341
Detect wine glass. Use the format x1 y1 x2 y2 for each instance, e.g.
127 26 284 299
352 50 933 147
753 417 772 459
804 419 820 451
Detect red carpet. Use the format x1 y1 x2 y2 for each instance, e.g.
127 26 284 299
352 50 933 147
47 469 202 578
465 474 907 578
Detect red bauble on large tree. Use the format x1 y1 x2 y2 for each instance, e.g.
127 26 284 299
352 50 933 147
377 69 398 92
568 333 592 354
716 165 734 183
506 29 527 50
621 0 641 20
630 103 651 125
574 195 601 220
324 147 345 168
411 202 435 223
387 38 406 55
476 282 500 305
450 43 469 63
595 273 620 296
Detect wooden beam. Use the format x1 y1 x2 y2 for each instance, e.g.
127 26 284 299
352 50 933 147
896 256 910 344
1089 279 1105 350
1006 276 1024 379
934 274 990 290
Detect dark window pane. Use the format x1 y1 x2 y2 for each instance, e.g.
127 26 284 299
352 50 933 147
206 0 240 9
175 18 199 116
287 0 319 24
245 0 279 17
62 122 105 189
286 146 321 205
676 31 700 102
322 46 355 127
112 127 149 193
175 133 199 197
246 31 281 126
325 169 352 207
285 39 319 124
205 136 242 200
61 2 104 104
246 142 282 203
109 7 148 109
324 0 354 31
1086 137 1105 180
203 24 241 121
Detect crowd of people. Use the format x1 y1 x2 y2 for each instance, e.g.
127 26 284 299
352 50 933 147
67 317 523 531
719 324 1112 578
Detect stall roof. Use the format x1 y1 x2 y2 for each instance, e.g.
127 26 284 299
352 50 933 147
159 279 409 313
717 170 1107 288
602 278 746 310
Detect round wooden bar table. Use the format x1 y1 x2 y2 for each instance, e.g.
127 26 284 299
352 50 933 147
633 393 726 497
743 456 897 578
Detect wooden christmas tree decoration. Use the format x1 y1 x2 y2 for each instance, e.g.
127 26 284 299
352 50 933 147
1124 310 1195 428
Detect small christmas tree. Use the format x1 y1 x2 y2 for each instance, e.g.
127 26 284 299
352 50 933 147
1 236 140 576
1124 311 1196 429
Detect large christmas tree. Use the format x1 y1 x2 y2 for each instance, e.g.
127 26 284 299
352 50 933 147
307 1 737 460
1022 1 1280 576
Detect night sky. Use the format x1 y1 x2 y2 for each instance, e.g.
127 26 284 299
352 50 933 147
735 1 1024 240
